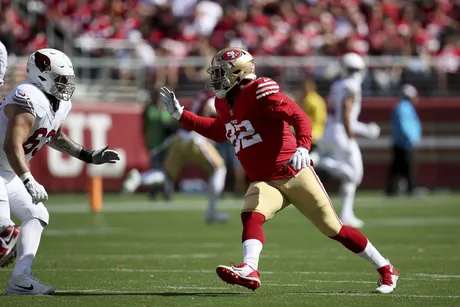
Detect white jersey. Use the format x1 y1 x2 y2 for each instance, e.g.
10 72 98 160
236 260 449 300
327 76 362 125
0 40 7 85
0 81 71 179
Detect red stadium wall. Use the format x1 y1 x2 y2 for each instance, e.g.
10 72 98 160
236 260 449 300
29 98 460 192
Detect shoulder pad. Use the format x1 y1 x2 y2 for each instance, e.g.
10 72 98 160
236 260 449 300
12 87 35 114
255 77 280 99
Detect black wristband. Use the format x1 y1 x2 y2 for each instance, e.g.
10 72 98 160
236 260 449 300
78 147 94 163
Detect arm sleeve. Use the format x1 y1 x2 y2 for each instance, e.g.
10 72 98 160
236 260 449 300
351 121 373 137
262 91 312 150
179 109 227 142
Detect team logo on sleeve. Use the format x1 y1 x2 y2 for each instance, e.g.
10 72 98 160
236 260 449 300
13 88 33 109
14 89 30 101
34 51 51 72
222 50 242 60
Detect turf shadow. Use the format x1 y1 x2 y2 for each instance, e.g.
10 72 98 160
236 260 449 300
55 291 248 297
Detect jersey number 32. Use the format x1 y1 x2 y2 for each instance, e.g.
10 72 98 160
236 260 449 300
225 120 262 154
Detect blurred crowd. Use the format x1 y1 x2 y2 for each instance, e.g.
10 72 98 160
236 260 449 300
1 0 460 95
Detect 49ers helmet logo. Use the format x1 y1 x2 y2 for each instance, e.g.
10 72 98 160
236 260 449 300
222 50 242 60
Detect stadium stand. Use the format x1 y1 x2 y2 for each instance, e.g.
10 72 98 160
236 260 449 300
1 0 460 98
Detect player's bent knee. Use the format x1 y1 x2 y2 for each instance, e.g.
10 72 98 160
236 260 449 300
309 204 342 237
241 208 270 221
16 203 49 225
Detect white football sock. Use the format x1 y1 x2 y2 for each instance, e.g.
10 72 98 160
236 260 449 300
207 166 226 215
358 241 389 269
140 169 166 186
243 239 263 270
12 218 44 277
340 181 357 220
0 200 14 232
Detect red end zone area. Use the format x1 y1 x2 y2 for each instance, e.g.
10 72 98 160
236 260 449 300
29 97 460 192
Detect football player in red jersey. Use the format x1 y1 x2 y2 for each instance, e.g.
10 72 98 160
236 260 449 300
159 48 399 294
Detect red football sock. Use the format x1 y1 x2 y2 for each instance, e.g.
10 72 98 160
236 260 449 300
330 225 368 253
241 212 265 269
241 212 265 243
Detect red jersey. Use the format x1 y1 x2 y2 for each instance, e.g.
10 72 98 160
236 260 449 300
180 77 312 182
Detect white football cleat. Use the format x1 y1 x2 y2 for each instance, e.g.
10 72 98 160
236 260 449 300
5 268 55 295
121 169 141 194
341 216 365 228
216 262 261 291
375 262 399 294
0 225 20 267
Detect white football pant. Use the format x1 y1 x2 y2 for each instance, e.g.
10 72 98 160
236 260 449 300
315 121 363 220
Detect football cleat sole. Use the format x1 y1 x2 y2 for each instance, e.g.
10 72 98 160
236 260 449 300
216 266 260 291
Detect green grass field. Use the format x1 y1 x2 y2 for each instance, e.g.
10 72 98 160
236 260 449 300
1 192 459 307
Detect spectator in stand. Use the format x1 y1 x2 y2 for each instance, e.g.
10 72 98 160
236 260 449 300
3 0 460 96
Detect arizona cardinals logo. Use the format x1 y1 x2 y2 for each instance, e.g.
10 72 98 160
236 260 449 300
34 52 51 72
222 50 242 60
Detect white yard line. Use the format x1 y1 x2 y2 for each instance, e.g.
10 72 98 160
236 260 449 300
54 288 460 299
26 268 460 281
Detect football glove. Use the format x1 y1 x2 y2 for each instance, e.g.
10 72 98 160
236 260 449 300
20 172 48 204
366 122 381 140
286 147 310 170
91 146 120 164
159 87 184 120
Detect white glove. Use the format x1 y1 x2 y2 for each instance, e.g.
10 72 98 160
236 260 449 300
286 147 310 170
20 172 48 204
159 87 184 120
366 122 381 140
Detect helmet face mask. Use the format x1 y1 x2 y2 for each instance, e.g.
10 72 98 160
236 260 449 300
51 74 75 101
206 48 255 99
26 48 76 101
206 62 233 98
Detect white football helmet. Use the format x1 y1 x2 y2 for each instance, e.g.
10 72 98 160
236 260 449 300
26 48 75 101
340 52 366 84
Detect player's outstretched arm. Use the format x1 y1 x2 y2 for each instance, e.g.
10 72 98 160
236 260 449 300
342 92 380 140
3 104 48 204
48 128 120 164
159 87 227 142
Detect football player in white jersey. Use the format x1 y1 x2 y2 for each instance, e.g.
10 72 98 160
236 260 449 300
0 48 120 295
0 40 22 269
0 40 7 87
314 53 380 228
